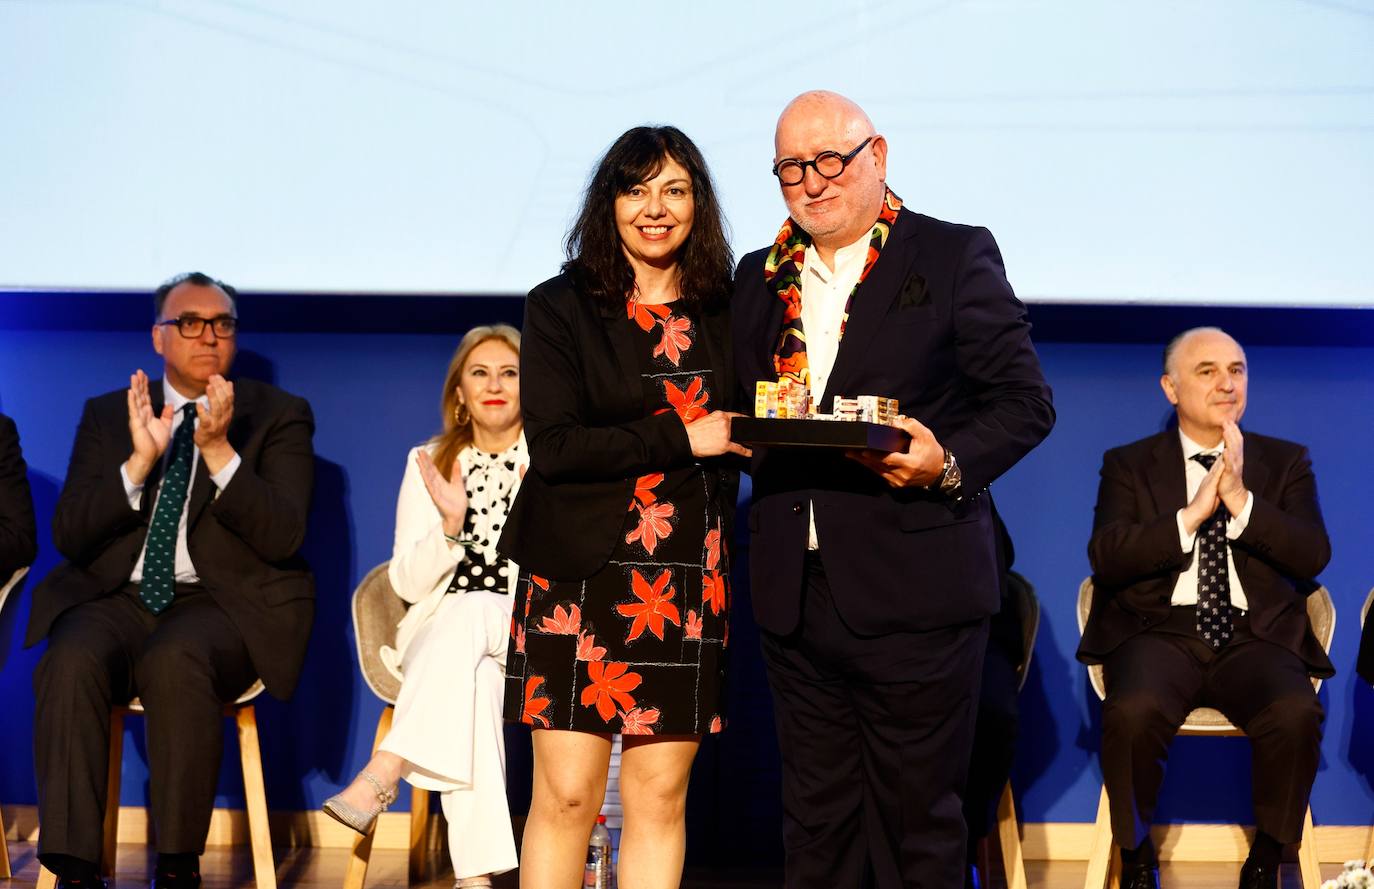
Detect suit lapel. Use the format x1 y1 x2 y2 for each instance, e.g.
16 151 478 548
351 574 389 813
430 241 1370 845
740 267 785 389
820 210 918 410
140 384 169 518
1240 431 1269 498
696 303 733 412
1146 430 1188 516
1232 432 1269 573
597 301 643 415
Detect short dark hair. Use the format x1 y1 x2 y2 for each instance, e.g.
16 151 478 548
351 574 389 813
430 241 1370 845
563 126 733 310
154 271 238 320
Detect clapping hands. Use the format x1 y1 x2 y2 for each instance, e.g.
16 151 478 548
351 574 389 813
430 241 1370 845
1181 420 1247 534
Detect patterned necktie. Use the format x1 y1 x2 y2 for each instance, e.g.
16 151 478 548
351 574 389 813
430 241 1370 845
1190 452 1232 649
140 403 198 614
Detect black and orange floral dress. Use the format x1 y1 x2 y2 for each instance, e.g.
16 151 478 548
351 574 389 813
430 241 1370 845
502 299 730 735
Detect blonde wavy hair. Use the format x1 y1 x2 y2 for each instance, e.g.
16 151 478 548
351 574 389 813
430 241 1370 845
430 323 522 479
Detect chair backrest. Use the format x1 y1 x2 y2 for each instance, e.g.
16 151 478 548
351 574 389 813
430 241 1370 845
1076 578 1108 702
1306 586 1336 662
1007 570 1041 692
351 561 405 704
0 565 29 616
1077 577 1338 733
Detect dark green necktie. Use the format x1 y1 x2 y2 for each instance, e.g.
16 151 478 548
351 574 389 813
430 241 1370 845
140 403 198 614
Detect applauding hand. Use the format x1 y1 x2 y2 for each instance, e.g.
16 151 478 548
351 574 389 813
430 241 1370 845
195 374 237 475
1180 454 1224 535
416 449 469 539
1217 420 1248 515
125 369 173 485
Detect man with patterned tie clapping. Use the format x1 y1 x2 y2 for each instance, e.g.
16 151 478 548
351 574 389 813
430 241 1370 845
1078 327 1331 889
27 272 315 889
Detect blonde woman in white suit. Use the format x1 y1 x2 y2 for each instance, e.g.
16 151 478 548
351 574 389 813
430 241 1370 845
325 324 527 889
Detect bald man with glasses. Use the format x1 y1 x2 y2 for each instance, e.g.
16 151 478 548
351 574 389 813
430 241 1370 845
733 91 1054 888
28 272 315 889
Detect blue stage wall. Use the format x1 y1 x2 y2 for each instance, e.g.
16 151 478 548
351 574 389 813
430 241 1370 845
1 294 1371 865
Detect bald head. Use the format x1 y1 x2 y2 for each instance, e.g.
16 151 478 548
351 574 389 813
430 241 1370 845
775 91 876 155
772 91 889 255
1162 327 1244 377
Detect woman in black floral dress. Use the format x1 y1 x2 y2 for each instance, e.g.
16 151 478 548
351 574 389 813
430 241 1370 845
498 126 744 888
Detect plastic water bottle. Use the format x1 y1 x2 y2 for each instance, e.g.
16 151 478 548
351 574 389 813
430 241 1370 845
584 814 612 889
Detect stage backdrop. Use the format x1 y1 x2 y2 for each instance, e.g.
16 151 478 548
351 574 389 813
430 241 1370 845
1 293 1372 867
2 0 1371 306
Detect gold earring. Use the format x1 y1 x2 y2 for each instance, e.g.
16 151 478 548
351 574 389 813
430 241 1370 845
454 401 470 425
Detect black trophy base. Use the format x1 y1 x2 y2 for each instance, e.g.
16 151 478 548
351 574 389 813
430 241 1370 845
731 417 911 452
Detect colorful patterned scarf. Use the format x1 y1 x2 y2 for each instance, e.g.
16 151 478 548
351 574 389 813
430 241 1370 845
764 188 903 388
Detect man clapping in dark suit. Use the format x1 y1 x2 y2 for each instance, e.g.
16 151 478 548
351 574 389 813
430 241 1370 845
0 411 37 584
1079 327 1330 889
29 272 315 889
732 90 1054 889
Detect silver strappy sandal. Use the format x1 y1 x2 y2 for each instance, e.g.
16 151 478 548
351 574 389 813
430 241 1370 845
321 770 397 835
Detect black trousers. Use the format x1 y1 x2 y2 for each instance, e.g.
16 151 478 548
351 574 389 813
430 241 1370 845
761 554 989 889
34 584 256 863
1101 607 1323 848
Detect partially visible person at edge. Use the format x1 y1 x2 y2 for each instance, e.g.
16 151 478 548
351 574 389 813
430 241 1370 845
0 411 37 585
322 325 527 889
497 125 746 889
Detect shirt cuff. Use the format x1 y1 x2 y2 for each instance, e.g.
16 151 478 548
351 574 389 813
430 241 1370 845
1175 509 1197 553
120 463 144 510
210 453 242 489
1225 491 1255 539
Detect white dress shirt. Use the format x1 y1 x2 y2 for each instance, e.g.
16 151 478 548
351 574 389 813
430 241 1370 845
799 230 872 550
1171 428 1254 610
121 378 241 584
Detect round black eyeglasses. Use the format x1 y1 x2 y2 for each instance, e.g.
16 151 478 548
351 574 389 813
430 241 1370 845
772 136 873 186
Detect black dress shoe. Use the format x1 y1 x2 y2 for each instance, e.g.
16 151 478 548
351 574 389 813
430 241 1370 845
1238 858 1279 889
1122 863 1161 889
56 880 107 889
151 872 201 889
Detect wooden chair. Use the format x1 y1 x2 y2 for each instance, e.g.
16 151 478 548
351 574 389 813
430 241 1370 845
0 565 30 878
973 570 1040 889
36 678 276 889
1076 578 1334 889
342 562 436 889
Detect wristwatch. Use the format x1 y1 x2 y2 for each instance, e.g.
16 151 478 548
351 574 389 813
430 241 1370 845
936 448 962 498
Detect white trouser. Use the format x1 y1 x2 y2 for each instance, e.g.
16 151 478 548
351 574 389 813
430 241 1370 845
379 590 516 878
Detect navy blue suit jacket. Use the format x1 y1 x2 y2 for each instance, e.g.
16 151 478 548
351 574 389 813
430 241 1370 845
732 208 1054 635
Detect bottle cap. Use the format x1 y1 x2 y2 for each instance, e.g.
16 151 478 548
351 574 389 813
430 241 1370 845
596 814 607 824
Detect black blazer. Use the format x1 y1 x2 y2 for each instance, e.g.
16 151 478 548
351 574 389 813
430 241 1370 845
0 413 37 581
732 209 1054 635
499 273 739 581
26 378 317 698
1078 428 1333 677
